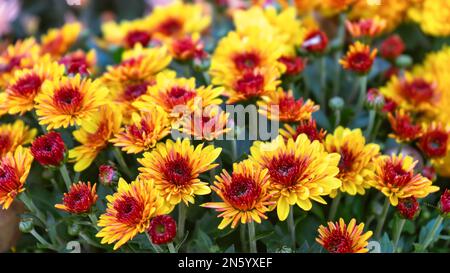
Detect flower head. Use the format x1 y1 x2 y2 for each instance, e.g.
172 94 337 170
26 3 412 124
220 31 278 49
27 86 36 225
111 107 171 154
249 135 341 220
257 89 319 123
340 42 377 74
324 127 380 196
279 119 327 143
147 215 177 244
138 138 221 206
387 109 422 142
202 160 274 229
0 120 37 158
96 178 169 250
170 33 206 61
59 49 96 76
0 146 33 210
418 122 450 160
40 22 82 57
31 132 66 167
34 74 109 130
346 17 387 38
278 56 306 76
98 165 119 186
396 197 420 220
380 35 405 60
55 182 98 214
369 154 439 206
440 189 450 215
101 18 153 49
69 104 122 172
316 218 373 253
301 30 328 54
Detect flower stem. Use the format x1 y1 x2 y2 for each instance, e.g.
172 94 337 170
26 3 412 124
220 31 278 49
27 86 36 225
287 206 296 251
319 56 327 112
88 213 99 231
167 242 177 253
334 109 341 129
240 224 248 252
356 75 368 114
328 192 342 221
178 202 187 240
19 192 46 224
248 221 257 253
145 232 161 253
59 164 72 190
113 147 133 179
422 215 444 250
333 13 347 97
392 218 406 252
30 228 55 249
375 198 391 239
365 109 376 139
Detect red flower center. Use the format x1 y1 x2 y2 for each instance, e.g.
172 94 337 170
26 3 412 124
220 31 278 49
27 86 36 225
0 164 20 196
128 119 154 139
59 54 89 76
390 113 421 141
0 56 22 73
114 196 144 225
401 78 435 104
0 134 12 156
148 215 177 245
337 146 357 174
419 129 448 158
63 184 93 213
10 73 43 97
440 189 450 214
53 86 83 112
347 52 373 73
166 86 197 107
125 30 151 48
162 153 193 187
266 154 309 187
224 174 261 211
124 82 151 101
234 73 264 98
382 160 412 187
31 132 66 167
323 229 353 253
292 120 325 143
397 197 419 220
158 18 183 36
233 52 261 71
278 96 303 114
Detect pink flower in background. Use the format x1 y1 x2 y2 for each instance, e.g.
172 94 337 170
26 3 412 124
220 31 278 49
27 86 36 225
145 0 175 8
0 0 20 37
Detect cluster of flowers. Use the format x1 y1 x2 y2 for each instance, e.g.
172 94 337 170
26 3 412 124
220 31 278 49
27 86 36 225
0 0 449 253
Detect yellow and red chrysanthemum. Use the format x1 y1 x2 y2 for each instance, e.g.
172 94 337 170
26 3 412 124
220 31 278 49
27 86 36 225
257 89 319 123
34 74 109 130
111 106 171 154
133 70 222 118
318 0 356 17
202 160 274 229
324 127 380 196
59 49 97 76
345 16 387 39
340 41 377 74
3 60 65 115
249 135 341 220
55 182 98 214
279 119 327 143
101 18 152 49
0 38 41 88
147 1 211 42
96 178 169 250
0 146 33 210
101 45 171 122
0 120 37 158
40 22 82 57
316 218 373 253
369 154 439 206
387 109 422 142
138 138 221 206
169 33 206 61
69 104 122 172
418 122 450 162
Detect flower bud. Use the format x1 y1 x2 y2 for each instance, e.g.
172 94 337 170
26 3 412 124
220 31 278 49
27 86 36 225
422 166 436 181
439 189 450 216
302 30 328 54
31 132 66 168
98 165 119 186
396 197 420 220
147 215 177 245
380 35 405 60
19 218 34 233
366 88 385 110
395 54 413 69
329 96 344 111
68 223 81 236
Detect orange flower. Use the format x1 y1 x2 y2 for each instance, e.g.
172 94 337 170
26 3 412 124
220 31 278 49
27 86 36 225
340 42 377 74
40 22 82 57
55 182 98 214
387 109 422 142
345 17 387 38
0 120 37 158
418 122 450 161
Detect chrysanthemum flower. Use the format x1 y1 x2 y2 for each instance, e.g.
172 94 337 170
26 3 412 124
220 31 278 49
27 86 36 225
96 178 169 250
318 0 356 17
324 127 380 196
278 56 306 76
380 35 405 60
369 154 439 206
40 22 82 57
59 49 96 76
101 45 171 122
279 119 327 143
34 74 109 130
133 70 222 117
408 0 450 37
138 138 221 206
55 182 98 214
257 89 319 123
0 146 33 210
98 165 119 186
418 122 450 161
170 33 206 61
387 109 422 142
111 107 171 154
101 18 153 49
147 215 177 245
440 189 450 215
340 42 377 74
380 73 439 115
396 197 420 220
176 105 232 141
316 218 373 253
0 38 41 88
345 16 387 38
249 135 341 220
69 104 122 172
31 132 66 168
0 120 37 158
4 60 64 115
202 160 274 229
301 30 328 54
147 1 210 41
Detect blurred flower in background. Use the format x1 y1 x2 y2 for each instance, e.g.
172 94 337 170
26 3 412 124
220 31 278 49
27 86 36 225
0 0 20 37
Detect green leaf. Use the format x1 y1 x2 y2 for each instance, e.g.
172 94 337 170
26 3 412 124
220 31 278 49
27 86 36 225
380 233 394 253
